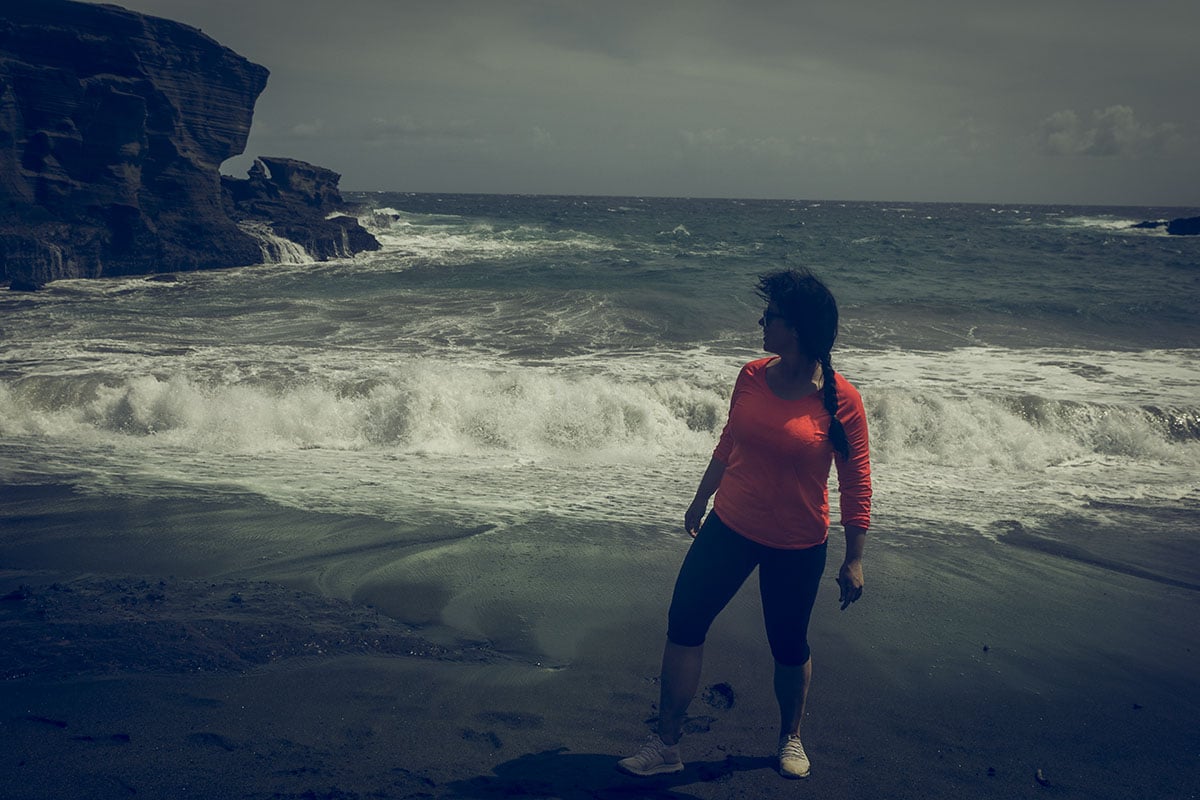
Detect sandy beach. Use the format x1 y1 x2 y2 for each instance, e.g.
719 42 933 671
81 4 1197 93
1 485 1196 800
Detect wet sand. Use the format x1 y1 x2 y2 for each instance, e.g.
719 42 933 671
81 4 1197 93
2 485 1198 799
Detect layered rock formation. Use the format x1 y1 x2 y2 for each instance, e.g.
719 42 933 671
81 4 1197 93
223 157 379 262
1 0 377 289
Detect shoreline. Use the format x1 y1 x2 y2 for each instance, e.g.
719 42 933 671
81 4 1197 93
2 487 1198 799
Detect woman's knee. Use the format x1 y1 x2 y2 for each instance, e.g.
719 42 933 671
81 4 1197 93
768 638 811 667
666 602 711 648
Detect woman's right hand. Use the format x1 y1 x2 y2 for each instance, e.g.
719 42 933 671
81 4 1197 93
684 458 725 538
684 498 707 538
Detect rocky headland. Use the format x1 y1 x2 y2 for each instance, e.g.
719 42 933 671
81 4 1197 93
1 0 378 290
223 156 380 263
1130 216 1200 235
1164 216 1200 235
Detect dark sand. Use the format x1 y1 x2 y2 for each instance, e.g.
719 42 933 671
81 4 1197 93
2 486 1198 799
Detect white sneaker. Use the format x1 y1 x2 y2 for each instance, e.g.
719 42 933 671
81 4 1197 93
617 734 684 776
778 734 811 778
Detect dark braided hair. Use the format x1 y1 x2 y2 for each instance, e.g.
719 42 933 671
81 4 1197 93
756 269 850 459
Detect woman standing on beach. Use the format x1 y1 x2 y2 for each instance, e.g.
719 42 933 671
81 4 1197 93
618 268 872 780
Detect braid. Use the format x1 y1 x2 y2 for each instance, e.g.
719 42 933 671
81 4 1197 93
756 268 848 458
821 355 850 460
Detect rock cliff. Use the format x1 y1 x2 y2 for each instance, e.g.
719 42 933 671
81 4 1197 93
1 0 377 289
223 157 379 262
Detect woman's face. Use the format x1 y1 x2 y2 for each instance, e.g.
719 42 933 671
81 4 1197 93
759 302 797 355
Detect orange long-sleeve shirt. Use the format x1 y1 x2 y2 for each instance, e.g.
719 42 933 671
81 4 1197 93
712 358 872 549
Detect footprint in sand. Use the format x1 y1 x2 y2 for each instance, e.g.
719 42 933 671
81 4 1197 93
187 731 238 751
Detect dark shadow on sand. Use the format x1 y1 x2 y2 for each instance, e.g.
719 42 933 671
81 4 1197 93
444 748 776 799
998 526 1200 592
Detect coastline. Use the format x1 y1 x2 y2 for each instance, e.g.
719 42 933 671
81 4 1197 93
2 486 1198 799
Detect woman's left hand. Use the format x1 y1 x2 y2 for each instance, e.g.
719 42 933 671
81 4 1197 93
837 559 864 610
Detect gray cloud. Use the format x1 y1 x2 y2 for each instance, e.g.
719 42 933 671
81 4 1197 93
1035 106 1185 157
362 116 485 146
86 0 1200 204
287 119 325 139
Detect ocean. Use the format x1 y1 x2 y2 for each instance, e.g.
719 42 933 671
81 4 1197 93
2 195 1198 658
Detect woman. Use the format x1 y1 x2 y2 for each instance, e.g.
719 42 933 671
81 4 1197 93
618 268 872 780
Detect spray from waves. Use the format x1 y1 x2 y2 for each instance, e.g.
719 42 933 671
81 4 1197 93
354 204 770 275
0 365 727 461
356 207 616 267
868 387 1199 469
2 365 1197 472
4 365 1196 536
1044 214 1177 235
237 221 313 265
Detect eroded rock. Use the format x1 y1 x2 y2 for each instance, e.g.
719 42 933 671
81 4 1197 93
1 0 377 288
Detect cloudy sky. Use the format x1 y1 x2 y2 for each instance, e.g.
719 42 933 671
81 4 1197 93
95 0 1198 205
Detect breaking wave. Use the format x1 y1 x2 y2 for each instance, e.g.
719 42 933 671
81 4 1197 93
2 366 1195 472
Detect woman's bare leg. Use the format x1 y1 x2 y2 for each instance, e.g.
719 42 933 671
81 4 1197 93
657 640 704 745
774 657 812 739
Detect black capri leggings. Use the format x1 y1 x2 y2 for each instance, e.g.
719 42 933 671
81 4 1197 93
666 512 827 666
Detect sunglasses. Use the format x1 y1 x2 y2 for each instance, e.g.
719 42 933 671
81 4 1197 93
760 309 788 325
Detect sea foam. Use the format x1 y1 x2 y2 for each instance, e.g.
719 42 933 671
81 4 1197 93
2 353 1195 468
